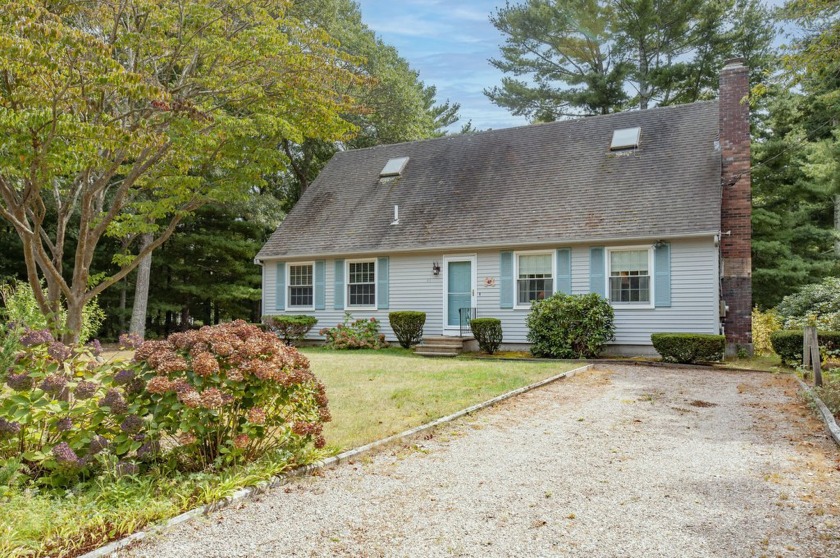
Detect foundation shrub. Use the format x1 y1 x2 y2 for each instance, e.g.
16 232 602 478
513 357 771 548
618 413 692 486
651 333 725 363
770 330 840 366
129 320 331 469
262 315 318 346
388 311 426 349
526 293 615 358
319 313 388 350
470 318 503 354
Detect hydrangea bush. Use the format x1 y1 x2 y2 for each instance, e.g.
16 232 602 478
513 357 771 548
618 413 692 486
129 320 330 468
319 313 388 350
0 328 150 486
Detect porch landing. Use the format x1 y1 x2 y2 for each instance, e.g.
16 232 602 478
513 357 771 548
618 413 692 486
415 336 475 358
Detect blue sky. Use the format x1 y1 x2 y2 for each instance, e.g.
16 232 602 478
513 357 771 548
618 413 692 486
355 0 527 131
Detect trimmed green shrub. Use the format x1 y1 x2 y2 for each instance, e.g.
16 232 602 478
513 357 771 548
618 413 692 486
651 333 725 364
262 315 318 346
470 318 503 354
526 293 615 358
319 312 388 350
389 311 426 349
770 330 840 366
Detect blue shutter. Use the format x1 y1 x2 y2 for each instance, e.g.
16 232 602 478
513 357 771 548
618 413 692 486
314 260 326 310
589 247 606 297
377 257 389 309
334 260 345 310
275 262 285 311
654 242 671 307
555 248 572 295
500 252 513 309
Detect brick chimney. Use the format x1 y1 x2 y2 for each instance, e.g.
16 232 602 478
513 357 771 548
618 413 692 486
719 58 752 354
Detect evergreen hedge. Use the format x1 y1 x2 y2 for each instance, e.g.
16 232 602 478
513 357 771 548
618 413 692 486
650 333 725 364
388 311 426 349
470 318 503 354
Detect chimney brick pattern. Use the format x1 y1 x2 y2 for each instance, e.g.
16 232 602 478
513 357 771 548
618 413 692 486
719 59 752 352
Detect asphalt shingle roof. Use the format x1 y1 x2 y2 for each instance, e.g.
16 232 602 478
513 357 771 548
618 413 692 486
257 101 721 260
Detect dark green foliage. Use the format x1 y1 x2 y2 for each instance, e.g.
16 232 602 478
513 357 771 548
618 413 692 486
770 330 840 366
650 333 725 363
388 311 426 349
486 0 775 120
470 318 503 355
526 293 615 358
263 315 318 346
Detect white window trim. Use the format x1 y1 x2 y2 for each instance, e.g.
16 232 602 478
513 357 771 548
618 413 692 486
605 245 655 309
344 258 377 311
514 250 556 310
286 261 315 311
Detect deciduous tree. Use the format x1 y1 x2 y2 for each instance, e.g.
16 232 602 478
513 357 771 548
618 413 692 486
0 0 360 342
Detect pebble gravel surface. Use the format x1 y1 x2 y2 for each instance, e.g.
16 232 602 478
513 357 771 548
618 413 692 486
121 364 840 557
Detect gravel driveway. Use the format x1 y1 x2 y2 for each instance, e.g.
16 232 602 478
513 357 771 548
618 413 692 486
121 364 840 558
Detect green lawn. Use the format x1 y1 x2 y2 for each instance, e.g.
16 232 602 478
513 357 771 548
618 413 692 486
3 348 577 558
308 347 578 451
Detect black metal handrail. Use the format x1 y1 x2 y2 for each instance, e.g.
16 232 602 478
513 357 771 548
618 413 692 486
459 307 477 337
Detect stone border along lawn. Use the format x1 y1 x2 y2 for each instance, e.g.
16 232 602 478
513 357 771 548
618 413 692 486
118 364 840 558
80 363 593 558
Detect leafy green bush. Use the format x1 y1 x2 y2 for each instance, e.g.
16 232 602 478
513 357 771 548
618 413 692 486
752 307 781 356
651 333 725 364
262 315 318 346
129 320 330 469
770 330 840 366
389 311 426 349
470 318 503 354
526 293 615 358
319 313 388 350
0 329 148 486
776 277 840 331
0 280 105 343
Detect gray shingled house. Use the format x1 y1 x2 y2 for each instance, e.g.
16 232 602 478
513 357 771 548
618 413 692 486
256 60 753 355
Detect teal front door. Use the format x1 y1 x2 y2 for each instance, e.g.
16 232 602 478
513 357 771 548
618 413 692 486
446 260 473 328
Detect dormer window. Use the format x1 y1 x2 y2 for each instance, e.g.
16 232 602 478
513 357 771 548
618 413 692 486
380 156 409 178
610 127 641 150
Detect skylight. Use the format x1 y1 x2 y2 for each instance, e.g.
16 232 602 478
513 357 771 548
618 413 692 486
380 156 409 178
610 127 641 150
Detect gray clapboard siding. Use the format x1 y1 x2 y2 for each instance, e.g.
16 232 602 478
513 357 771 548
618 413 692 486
263 254 445 341
261 237 718 346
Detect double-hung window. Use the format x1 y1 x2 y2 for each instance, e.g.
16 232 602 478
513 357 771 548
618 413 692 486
516 253 553 306
288 263 314 308
347 260 376 307
608 249 651 304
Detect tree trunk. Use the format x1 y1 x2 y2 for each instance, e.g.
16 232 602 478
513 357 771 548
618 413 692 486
119 278 127 333
63 297 84 345
835 194 840 258
129 233 153 339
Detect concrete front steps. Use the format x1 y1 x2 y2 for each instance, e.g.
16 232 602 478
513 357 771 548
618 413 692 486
414 336 475 357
